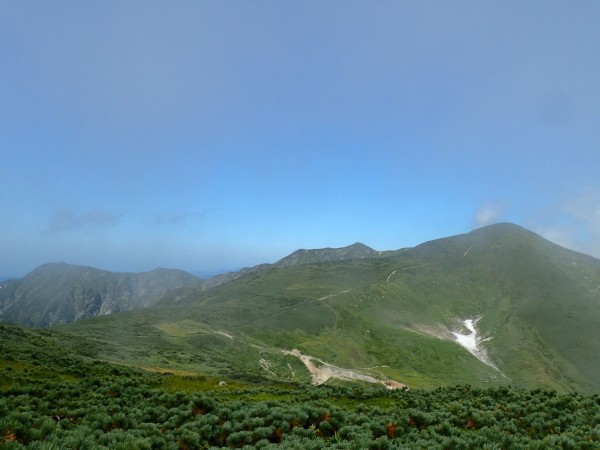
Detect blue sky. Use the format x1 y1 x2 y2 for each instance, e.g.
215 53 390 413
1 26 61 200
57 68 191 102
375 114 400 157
2 2 600 277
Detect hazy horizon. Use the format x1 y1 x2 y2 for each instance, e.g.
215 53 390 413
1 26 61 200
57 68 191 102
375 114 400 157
0 221 594 280
2 2 600 277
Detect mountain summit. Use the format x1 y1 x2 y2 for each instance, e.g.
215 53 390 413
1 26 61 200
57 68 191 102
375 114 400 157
274 242 378 268
0 263 203 326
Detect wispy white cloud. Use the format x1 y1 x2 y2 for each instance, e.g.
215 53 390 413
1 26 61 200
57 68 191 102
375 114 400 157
564 191 600 236
473 202 505 228
153 211 206 226
527 190 600 258
538 227 576 250
46 208 120 233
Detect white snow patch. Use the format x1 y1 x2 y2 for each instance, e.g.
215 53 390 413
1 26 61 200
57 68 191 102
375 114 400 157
452 319 478 352
452 318 506 377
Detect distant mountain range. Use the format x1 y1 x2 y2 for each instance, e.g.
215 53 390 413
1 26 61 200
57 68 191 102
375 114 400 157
0 242 384 326
2 223 600 392
0 264 203 326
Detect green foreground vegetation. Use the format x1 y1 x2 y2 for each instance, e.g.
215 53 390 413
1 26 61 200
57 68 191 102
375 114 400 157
1 323 599 449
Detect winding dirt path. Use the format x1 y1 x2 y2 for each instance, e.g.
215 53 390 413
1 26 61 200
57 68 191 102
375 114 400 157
385 264 427 283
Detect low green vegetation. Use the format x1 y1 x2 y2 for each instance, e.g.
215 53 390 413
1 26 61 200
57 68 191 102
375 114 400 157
2 323 600 449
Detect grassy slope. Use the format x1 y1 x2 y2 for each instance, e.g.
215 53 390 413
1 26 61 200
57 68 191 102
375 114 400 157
0 322 100 388
58 224 600 392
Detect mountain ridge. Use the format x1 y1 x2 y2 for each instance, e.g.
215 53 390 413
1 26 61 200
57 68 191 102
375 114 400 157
199 241 386 290
0 242 391 326
54 222 600 392
274 242 378 268
4 223 600 391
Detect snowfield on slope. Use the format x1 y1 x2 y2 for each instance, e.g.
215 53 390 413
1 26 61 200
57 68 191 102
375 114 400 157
452 319 479 352
452 317 506 376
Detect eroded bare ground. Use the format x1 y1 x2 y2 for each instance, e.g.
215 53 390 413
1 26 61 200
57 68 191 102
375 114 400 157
282 349 406 390
410 323 455 340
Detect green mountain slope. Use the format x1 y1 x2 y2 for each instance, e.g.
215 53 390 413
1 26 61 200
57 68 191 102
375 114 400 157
201 242 383 290
274 242 379 268
58 223 600 392
0 243 384 327
0 263 204 326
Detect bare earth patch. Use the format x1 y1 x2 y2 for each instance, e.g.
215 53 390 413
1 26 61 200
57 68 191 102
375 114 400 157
282 349 406 390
